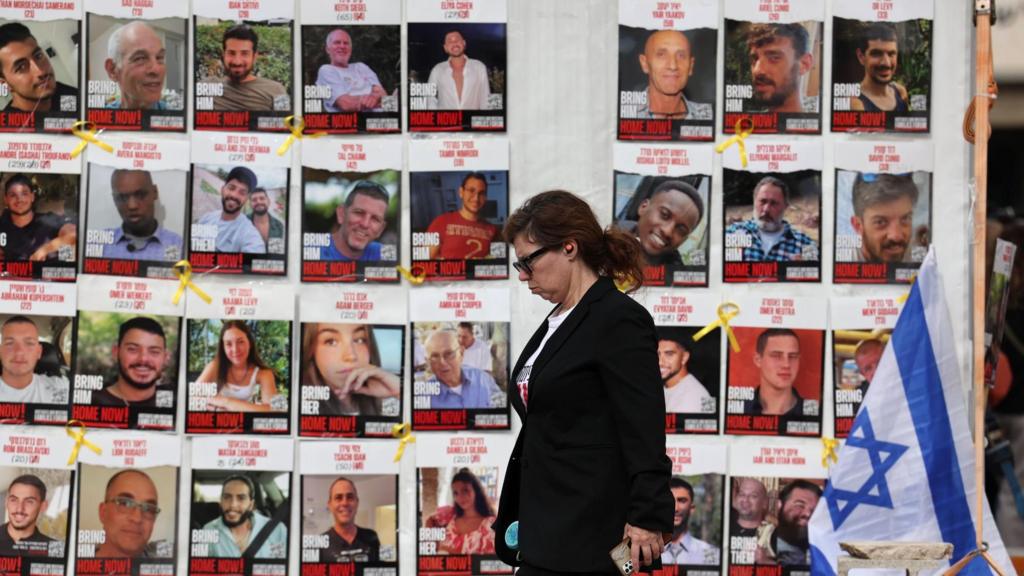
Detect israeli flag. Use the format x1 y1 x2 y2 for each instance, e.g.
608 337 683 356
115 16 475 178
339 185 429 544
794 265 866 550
809 249 1012 574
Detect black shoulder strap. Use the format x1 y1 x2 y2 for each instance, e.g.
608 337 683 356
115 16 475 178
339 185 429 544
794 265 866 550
243 497 290 560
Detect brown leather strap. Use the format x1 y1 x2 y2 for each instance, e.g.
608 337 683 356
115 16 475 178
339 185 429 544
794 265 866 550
964 14 998 144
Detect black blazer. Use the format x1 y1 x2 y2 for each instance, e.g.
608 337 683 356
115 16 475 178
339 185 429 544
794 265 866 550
495 277 673 573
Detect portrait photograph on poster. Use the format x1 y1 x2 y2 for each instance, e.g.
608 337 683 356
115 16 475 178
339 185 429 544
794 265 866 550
725 326 824 437
832 328 891 437
0 19 79 133
410 170 508 281
655 325 720 434
662 473 723 569
189 163 289 276
723 169 821 283
185 318 292 434
298 322 403 437
300 473 398 572
722 19 823 134
727 476 824 574
301 168 400 283
833 170 931 284
72 312 180 430
613 174 710 287
0 467 72 568
84 14 187 131
417 466 509 575
187 470 290 575
300 24 401 134
617 26 716 141
75 464 177 575
193 18 294 131
407 22 506 132
82 165 188 279
0 173 78 281
411 321 509 431
0 313 72 425
831 17 932 132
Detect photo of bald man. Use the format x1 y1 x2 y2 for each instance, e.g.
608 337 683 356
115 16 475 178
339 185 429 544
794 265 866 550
85 15 186 130
618 25 716 141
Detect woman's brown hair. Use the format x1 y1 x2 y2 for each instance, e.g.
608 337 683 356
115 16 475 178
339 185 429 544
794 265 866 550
503 190 644 292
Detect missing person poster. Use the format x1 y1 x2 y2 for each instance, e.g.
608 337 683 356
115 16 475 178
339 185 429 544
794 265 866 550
409 137 508 281
185 283 293 435
189 131 291 276
193 1 294 132
407 0 506 132
300 0 401 134
652 439 726 574
723 0 823 135
722 140 821 283
724 294 825 437
82 135 188 279
188 436 292 576
617 0 717 142
411 288 510 431
614 143 712 286
299 285 405 438
301 137 401 283
416 434 514 576
831 0 933 133
727 444 825 576
642 290 721 434
0 427 74 576
300 440 399 575
0 135 80 281
83 0 187 132
0 3 80 133
75 431 179 576
71 275 182 431
0 282 75 426
833 140 932 284
831 296 900 438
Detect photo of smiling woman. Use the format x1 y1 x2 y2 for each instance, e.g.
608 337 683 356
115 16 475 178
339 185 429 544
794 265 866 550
194 320 282 413
301 323 401 417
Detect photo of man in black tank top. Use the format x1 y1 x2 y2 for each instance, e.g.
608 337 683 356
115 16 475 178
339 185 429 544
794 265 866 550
850 23 908 113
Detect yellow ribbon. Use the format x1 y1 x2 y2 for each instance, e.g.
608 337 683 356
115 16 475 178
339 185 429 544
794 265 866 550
693 302 741 353
276 116 326 155
391 423 416 462
715 117 755 168
614 277 635 293
821 437 840 469
896 275 917 304
69 121 113 159
396 265 427 285
65 420 102 465
171 260 212 305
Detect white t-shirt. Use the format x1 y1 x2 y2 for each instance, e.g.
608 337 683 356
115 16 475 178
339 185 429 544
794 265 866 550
514 305 575 408
462 338 493 372
758 228 785 253
0 374 68 404
664 373 713 413
316 62 384 112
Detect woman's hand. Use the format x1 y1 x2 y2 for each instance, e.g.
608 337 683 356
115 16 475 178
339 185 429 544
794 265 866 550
205 395 232 411
332 366 400 400
624 523 664 569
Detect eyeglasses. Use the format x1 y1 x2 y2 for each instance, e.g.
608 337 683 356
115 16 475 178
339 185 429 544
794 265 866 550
512 244 559 275
106 497 160 519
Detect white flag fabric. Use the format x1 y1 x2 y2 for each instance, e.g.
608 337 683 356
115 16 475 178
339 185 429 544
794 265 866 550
809 249 1013 575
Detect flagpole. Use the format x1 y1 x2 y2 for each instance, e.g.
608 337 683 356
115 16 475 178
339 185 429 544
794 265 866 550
946 1 1005 574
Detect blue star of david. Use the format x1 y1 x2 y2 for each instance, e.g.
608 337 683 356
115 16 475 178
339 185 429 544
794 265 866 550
825 407 909 529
